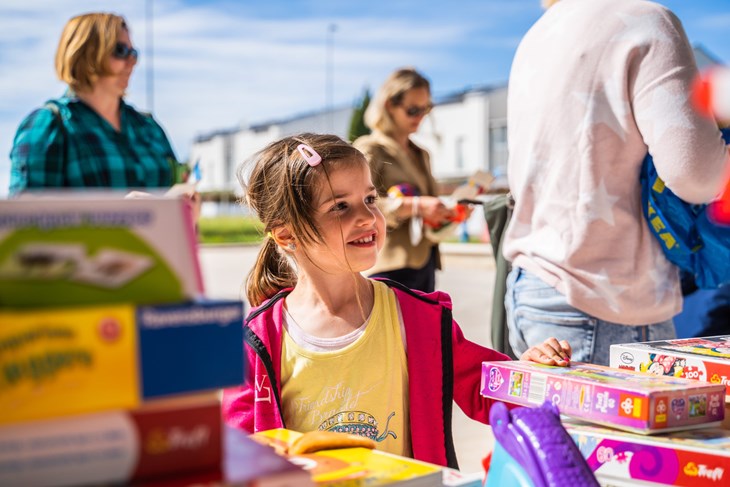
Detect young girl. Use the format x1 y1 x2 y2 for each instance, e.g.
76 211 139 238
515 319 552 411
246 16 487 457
222 133 571 469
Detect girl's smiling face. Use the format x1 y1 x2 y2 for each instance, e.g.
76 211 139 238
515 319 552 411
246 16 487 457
305 158 386 274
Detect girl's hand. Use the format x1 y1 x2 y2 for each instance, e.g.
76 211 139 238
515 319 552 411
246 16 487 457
520 337 572 366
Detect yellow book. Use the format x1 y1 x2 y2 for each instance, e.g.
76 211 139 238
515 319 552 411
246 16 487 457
251 428 443 487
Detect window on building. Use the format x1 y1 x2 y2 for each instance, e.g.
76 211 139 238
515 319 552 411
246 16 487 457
489 125 508 176
455 136 465 170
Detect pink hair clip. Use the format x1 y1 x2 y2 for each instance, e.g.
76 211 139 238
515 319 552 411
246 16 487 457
297 144 322 167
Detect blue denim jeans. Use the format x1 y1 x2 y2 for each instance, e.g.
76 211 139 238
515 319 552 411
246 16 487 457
505 267 676 366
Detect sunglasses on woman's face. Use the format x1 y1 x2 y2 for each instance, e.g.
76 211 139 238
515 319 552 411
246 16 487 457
112 42 139 61
401 103 433 118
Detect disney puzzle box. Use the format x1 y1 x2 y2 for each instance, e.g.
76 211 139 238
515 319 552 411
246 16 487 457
480 361 726 434
611 336 730 401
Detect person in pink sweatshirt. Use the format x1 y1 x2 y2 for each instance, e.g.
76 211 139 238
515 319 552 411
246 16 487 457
503 0 730 365
222 133 571 469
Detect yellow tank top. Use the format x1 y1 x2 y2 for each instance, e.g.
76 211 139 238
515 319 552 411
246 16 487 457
280 280 411 457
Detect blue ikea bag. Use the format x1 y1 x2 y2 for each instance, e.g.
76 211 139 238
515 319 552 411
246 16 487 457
640 129 730 289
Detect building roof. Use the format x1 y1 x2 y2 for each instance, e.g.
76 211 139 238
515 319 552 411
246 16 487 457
693 44 724 71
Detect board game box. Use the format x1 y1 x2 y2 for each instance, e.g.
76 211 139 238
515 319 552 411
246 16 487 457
611 336 730 401
0 392 222 486
480 361 725 434
0 195 204 308
0 299 244 425
565 420 730 487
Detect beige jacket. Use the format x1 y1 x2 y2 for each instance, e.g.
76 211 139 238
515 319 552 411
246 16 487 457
354 130 441 273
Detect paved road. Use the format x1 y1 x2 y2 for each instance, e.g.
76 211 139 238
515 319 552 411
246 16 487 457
198 243 498 473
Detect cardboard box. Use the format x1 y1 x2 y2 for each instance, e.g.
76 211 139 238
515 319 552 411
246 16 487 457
480 361 725 434
0 300 244 425
0 393 223 486
611 336 730 401
0 195 204 308
0 404 312 487
565 420 730 487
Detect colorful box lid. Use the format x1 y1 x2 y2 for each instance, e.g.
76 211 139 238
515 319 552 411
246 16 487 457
481 361 726 434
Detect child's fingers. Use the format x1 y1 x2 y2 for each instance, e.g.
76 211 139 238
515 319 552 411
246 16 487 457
559 339 572 359
539 337 571 362
521 346 569 366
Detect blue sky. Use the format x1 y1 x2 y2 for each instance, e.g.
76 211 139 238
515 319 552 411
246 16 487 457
1 0 729 195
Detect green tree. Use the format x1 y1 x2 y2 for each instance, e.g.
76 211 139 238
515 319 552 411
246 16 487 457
348 88 371 142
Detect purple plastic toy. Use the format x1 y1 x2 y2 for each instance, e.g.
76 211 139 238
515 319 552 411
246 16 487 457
485 400 599 487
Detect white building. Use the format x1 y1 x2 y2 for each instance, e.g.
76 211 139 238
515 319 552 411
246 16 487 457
191 106 354 194
412 85 508 184
189 44 719 224
189 84 509 196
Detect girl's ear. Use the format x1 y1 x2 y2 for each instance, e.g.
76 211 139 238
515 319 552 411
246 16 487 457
271 226 297 252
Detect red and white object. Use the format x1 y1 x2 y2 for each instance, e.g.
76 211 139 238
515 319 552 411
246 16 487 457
0 393 222 486
692 67 730 122
611 336 730 401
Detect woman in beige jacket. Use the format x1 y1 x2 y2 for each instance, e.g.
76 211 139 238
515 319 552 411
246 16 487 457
354 68 454 292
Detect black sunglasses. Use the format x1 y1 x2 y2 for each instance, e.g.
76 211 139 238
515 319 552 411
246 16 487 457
112 42 139 61
401 103 433 118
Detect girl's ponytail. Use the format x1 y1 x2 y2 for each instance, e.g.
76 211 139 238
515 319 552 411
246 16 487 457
246 236 297 307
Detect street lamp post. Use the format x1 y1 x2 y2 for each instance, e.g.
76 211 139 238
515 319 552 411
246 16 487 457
326 23 337 132
146 0 154 113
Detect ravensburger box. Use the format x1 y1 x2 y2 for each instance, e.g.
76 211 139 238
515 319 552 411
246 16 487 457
0 300 244 425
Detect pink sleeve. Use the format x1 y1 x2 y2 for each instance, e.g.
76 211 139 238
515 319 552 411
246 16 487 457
631 6 729 203
451 320 512 424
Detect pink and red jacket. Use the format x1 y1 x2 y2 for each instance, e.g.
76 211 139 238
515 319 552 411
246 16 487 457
222 279 510 469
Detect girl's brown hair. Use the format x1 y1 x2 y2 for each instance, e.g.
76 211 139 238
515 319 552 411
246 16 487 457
55 13 128 93
239 133 367 306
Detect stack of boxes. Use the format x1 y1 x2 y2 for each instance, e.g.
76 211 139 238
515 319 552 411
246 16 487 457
480 357 728 486
0 196 300 485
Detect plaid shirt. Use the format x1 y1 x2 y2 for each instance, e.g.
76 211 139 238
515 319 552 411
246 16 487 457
9 93 178 196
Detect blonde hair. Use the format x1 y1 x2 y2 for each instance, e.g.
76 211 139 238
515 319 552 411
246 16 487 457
542 0 560 8
364 67 431 135
240 133 367 306
55 13 129 93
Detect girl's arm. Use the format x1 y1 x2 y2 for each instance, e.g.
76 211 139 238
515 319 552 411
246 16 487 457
451 320 511 424
452 328 571 424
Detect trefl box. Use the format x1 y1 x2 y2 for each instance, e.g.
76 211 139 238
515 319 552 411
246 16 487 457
0 392 222 486
480 361 725 434
611 336 730 400
0 195 203 308
565 421 730 487
0 300 244 425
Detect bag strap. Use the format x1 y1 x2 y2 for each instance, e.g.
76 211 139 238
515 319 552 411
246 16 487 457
44 101 69 177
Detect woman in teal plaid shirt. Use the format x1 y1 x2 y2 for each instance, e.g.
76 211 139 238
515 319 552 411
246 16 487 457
9 13 180 196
